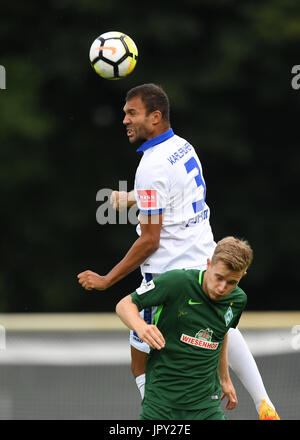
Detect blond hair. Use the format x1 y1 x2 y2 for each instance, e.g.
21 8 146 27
211 236 253 272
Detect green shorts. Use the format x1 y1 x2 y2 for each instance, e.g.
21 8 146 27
140 397 226 420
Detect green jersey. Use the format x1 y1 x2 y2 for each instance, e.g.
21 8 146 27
131 269 247 410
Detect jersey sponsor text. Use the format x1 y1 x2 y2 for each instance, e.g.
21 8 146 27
167 142 193 165
185 209 208 227
180 333 219 350
137 190 157 208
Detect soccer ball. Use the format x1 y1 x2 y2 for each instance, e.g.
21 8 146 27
89 31 138 80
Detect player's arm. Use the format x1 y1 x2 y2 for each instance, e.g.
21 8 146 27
116 294 165 350
77 213 162 291
219 332 238 410
110 190 136 211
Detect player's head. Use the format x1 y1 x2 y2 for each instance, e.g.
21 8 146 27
123 83 170 143
211 236 253 272
203 237 253 301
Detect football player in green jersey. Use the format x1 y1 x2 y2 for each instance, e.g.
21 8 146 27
116 236 253 420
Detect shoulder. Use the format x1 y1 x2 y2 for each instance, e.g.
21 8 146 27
156 269 199 287
156 269 194 284
135 153 170 190
136 147 169 176
228 286 247 309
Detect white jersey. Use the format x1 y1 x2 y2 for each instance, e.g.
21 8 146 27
134 129 216 275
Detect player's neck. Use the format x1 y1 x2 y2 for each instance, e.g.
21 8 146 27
146 124 170 140
201 272 209 297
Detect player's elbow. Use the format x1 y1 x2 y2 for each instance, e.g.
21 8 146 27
150 236 160 252
115 299 125 321
144 235 160 254
115 300 121 317
115 295 131 317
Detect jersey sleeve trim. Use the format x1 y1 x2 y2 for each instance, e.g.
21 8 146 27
154 304 164 326
199 270 205 286
139 208 165 215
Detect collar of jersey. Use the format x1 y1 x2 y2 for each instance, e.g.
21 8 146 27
199 270 205 287
136 128 174 155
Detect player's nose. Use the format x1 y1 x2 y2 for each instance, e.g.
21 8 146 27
123 114 130 125
217 281 227 294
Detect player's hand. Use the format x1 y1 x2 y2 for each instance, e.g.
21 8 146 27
110 191 129 212
220 379 238 410
77 270 109 291
136 324 165 350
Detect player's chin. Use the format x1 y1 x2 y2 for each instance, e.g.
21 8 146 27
129 133 142 144
211 292 224 301
127 131 144 144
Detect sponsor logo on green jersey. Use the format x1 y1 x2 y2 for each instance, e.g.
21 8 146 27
195 328 213 341
180 328 219 350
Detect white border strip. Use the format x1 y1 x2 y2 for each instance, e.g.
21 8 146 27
0 330 297 365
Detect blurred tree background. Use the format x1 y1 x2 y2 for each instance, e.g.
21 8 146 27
0 0 299 312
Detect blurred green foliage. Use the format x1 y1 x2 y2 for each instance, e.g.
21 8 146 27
0 0 299 311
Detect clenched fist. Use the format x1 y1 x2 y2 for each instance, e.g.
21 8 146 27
77 270 110 291
110 191 129 212
110 190 136 212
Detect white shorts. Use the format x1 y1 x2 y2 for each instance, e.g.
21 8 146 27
130 273 160 354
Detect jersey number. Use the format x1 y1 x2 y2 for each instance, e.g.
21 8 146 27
184 157 206 213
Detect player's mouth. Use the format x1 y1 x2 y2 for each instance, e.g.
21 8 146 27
210 291 224 301
126 127 135 138
215 292 226 300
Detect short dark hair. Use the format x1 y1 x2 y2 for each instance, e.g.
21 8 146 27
126 83 170 122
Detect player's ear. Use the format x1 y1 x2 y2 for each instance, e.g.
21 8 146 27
151 110 162 125
206 258 211 268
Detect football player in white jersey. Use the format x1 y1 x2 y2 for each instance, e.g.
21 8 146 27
78 84 279 420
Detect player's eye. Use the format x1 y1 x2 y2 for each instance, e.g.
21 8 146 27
228 280 238 286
